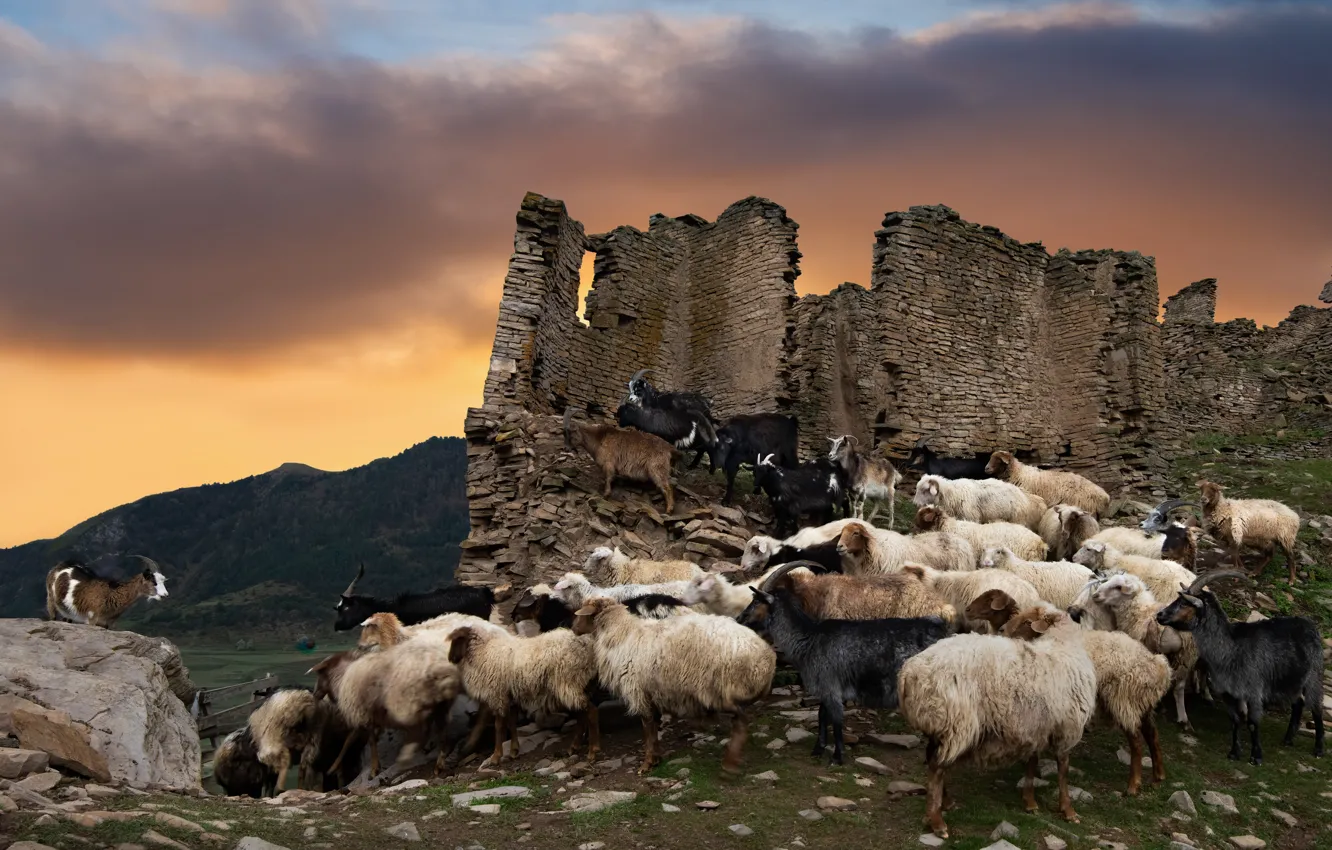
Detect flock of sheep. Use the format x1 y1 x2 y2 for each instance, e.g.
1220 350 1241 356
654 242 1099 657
196 374 1323 840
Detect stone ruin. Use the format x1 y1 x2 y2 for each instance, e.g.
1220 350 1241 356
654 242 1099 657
458 192 1332 602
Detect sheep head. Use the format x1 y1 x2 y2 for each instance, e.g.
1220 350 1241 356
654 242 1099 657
985 450 1015 477
1196 480 1224 513
1071 541 1106 568
1091 572 1151 609
308 651 356 701
741 536 775 571
446 627 478 664
912 475 942 506
680 573 718 606
979 546 1009 569
358 612 404 649
1001 603 1065 640
571 597 616 635
913 506 944 532
965 589 1018 632
836 522 872 557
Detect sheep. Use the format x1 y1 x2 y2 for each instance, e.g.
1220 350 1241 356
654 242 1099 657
979 546 1094 609
900 564 1040 632
511 583 690 634
212 727 275 799
246 688 348 794
898 607 1097 837
446 625 601 765
744 561 958 623
753 453 849 538
565 407 676 512
1037 504 1100 561
45 556 168 628
571 596 777 774
1161 521 1202 571
1198 480 1302 585
584 546 704 585
913 506 1049 562
333 561 509 631
739 518 859 574
985 451 1111 517
1088 526 1166 559
549 572 694 611
356 610 509 651
905 434 993 480
623 368 718 469
913 474 1047 529
738 587 950 764
970 591 1171 796
828 434 903 528
1157 570 1325 764
713 413 799 504
836 521 976 575
1072 541 1196 605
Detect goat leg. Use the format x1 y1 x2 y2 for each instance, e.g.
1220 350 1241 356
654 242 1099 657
1124 728 1143 796
1226 703 1242 760
813 703 827 759
1143 713 1165 784
1022 755 1039 812
1057 753 1079 823
1248 715 1264 766
1283 698 1304 746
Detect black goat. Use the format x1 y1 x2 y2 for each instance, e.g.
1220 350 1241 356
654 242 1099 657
904 434 992 480
332 564 508 632
738 585 950 764
714 413 799 504
1140 498 1200 535
753 454 848 538
1156 570 1325 765
616 401 717 470
627 368 714 420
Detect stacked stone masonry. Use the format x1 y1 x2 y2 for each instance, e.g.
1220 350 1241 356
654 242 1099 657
460 192 1331 594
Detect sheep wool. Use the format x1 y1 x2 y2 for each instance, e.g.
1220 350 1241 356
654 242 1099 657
981 546 1094 609
986 451 1111 517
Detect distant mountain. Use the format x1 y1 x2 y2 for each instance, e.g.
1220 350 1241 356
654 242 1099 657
0 437 469 640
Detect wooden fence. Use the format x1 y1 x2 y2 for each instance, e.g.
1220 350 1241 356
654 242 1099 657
194 674 278 752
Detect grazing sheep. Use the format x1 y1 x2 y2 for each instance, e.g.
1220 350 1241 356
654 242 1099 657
571 597 776 774
1157 570 1325 764
1198 480 1302 585
979 546 1094 609
913 474 1048 528
212 727 275 798
976 593 1171 796
246 688 346 795
1089 526 1166 559
1072 541 1195 605
828 434 903 528
740 519 860 574
446 625 601 765
913 506 1048 562
901 564 1040 632
836 521 976 575
584 546 704 585
898 607 1097 837
985 451 1111 517
565 407 676 512
751 561 957 623
1037 504 1100 561
45 556 168 628
738 587 950 764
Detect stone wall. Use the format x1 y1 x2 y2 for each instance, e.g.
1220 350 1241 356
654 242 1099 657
459 192 1330 594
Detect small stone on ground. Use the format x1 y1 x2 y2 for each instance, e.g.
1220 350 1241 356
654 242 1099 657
991 821 1019 840
385 822 421 841
729 824 753 836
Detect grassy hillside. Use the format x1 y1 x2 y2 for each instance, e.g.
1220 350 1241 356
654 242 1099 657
0 436 469 640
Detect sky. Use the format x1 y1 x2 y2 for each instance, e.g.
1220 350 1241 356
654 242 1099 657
1 0 1330 547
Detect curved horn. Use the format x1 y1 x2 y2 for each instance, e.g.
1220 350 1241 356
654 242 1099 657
131 555 161 572
1186 569 1248 595
1153 499 1200 515
758 560 825 593
630 369 652 383
913 432 939 448
343 562 366 596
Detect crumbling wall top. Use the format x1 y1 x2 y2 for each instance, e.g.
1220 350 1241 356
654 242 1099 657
1320 278 1331 304
1163 278 1218 325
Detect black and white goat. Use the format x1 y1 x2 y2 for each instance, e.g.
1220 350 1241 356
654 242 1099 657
828 434 902 529
753 454 849 538
713 413 799 504
1139 498 1200 536
332 563 509 632
904 434 992 480
621 368 718 469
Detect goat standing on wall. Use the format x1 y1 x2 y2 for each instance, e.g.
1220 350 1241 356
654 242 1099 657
46 556 168 628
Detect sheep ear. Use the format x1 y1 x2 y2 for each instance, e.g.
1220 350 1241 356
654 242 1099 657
989 591 1014 612
573 604 597 617
1029 617 1051 634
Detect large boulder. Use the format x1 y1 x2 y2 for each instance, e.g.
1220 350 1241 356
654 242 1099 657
0 619 201 791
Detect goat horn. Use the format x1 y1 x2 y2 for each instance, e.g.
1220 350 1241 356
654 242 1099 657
758 560 824 593
1152 499 1199 515
1186 569 1248 595
343 562 366 596
630 369 652 383
131 555 161 572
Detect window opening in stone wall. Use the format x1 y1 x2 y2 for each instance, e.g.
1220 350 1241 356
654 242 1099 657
576 250 595 327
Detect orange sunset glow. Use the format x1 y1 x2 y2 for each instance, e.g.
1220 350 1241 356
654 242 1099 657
2 1 1330 547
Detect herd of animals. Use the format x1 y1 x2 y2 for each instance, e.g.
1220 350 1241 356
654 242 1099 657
39 371 1326 838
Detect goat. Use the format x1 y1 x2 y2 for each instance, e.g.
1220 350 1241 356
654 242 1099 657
753 560 957 623
740 519 859 574
46 556 168 628
713 413 799 504
333 562 507 632
1198 480 1302 585
905 434 993 480
985 451 1111 517
511 583 691 635
623 368 718 469
1140 498 1200 536
565 406 676 512
1161 521 1201 571
617 400 717 471
828 434 902 528
1157 570 1325 764
753 453 848 538
738 588 950 764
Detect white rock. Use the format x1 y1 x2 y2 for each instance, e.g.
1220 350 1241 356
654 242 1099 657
1202 790 1239 814
765 739 786 750
751 770 779 782
578 843 605 850
661 804 681 813
563 790 637 813
1271 808 1297 827
385 822 421 841
451 786 532 807
982 841 1021 850
798 809 823 821
918 835 944 847
854 756 889 775
729 824 753 836
991 821 1019 840
869 733 921 749
1043 837 1068 850
233 838 291 850
1170 790 1197 815
1069 786 1094 802
469 804 501 815
1228 837 1266 850
380 779 429 794
887 781 926 795
785 728 813 743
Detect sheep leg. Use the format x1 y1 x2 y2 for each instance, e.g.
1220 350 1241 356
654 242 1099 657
490 711 508 765
1056 753 1079 823
638 711 662 775
369 726 381 777
601 465 615 499
1022 755 1039 812
586 705 601 761
1124 728 1143 796
461 704 492 758
272 751 290 797
1283 541 1298 586
924 741 949 838
327 731 355 776
507 710 520 760
1230 543 1245 572
721 709 748 775
1143 713 1165 784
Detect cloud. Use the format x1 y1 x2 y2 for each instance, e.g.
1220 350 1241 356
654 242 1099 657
1 2 1330 360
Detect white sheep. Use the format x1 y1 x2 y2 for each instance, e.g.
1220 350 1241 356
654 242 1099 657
836 521 976 575
1037 504 1100 561
985 451 1111 517
913 506 1049 562
901 563 1040 632
571 596 776 775
584 545 705 584
739 518 859 572
246 688 332 794
913 474 1048 528
446 624 601 765
1198 479 1302 585
898 607 1097 837
979 546 1094 609
1088 526 1166 559
1072 541 1195 605
549 571 692 610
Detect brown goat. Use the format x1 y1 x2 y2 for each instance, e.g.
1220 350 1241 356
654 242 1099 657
46 556 168 628
564 407 676 512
